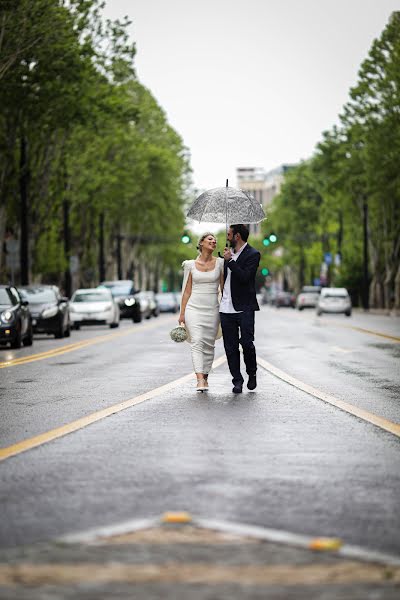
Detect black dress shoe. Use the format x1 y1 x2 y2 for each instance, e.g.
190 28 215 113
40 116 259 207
232 385 243 394
247 374 257 390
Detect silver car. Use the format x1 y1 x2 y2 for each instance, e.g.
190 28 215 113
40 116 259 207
69 288 120 329
296 286 321 310
316 287 352 317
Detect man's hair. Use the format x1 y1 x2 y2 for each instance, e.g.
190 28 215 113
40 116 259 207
230 224 249 242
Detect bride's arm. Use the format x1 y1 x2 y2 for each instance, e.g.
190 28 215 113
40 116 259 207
179 272 192 325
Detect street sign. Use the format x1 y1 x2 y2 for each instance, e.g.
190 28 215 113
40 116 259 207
324 252 332 265
313 278 321 286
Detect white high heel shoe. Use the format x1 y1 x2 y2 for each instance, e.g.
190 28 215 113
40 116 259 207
196 378 209 392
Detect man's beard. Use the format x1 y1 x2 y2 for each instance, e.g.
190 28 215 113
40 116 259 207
229 238 236 249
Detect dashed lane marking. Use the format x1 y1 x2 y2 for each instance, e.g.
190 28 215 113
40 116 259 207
0 318 175 369
257 356 400 438
0 355 227 462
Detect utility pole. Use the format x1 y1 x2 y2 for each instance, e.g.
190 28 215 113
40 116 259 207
362 197 369 310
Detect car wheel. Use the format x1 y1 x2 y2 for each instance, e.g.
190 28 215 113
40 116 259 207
109 322 118 328
298 307 303 311
10 324 22 349
133 313 142 323
145 313 151 319
345 311 352 317
55 320 64 338
23 322 33 346
316 309 323 316
73 323 80 330
64 323 71 337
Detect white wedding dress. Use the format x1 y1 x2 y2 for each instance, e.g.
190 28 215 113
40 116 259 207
181 257 224 374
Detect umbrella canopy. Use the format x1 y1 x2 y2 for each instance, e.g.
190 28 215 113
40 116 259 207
187 185 265 226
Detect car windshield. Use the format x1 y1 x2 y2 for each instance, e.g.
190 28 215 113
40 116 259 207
20 288 57 303
101 284 133 296
0 289 14 306
73 292 110 303
301 287 320 294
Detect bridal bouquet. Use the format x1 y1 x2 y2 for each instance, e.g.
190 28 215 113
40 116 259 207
170 325 188 343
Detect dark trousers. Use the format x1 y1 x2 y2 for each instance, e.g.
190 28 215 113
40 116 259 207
220 311 257 386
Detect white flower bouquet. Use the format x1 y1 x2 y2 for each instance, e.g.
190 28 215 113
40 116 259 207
170 325 188 343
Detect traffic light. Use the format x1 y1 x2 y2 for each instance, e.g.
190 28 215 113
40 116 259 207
181 232 191 244
261 267 269 276
263 233 278 246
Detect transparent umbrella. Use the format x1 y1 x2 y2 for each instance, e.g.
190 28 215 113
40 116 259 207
187 179 265 239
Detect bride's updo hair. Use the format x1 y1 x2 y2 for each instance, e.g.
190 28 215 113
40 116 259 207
197 232 216 252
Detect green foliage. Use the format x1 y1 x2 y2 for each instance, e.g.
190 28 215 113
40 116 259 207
0 0 191 288
268 12 400 307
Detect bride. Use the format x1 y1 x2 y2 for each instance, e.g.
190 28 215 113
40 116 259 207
179 233 224 392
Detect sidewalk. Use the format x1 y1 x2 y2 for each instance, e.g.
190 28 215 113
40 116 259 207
0 514 399 599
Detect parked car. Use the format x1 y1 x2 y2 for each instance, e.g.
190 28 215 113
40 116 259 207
137 291 159 318
98 280 142 323
155 292 179 313
276 291 296 308
316 287 352 317
69 288 120 329
296 286 321 310
0 285 33 348
19 285 70 338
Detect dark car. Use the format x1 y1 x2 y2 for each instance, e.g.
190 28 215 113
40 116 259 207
19 285 71 338
276 291 296 308
0 285 33 348
99 280 142 323
155 292 179 313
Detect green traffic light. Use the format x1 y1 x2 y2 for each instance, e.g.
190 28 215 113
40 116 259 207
269 233 277 243
263 238 270 246
181 234 190 244
261 267 269 276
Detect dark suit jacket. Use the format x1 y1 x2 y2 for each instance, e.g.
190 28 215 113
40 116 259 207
224 244 261 311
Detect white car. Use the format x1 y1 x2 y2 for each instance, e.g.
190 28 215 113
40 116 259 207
316 287 352 317
296 286 321 310
69 288 120 330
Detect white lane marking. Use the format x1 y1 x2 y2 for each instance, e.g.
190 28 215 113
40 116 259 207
256 356 400 438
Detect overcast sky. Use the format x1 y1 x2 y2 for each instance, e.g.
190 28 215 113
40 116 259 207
103 0 397 193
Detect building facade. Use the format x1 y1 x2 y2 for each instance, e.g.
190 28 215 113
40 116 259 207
236 164 295 235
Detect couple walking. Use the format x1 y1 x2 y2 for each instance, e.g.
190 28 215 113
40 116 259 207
179 224 261 393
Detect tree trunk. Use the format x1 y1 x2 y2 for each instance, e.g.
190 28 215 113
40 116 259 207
361 198 369 310
394 263 400 315
98 211 105 282
19 134 29 285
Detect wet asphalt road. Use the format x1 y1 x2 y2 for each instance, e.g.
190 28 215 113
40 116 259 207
1 306 399 555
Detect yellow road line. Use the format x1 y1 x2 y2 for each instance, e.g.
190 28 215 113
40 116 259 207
319 319 400 342
0 355 227 462
0 319 173 369
257 356 400 438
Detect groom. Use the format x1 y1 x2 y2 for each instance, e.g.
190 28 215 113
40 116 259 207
220 224 261 393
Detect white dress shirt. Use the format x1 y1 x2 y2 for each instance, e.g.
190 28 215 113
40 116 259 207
219 242 247 314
